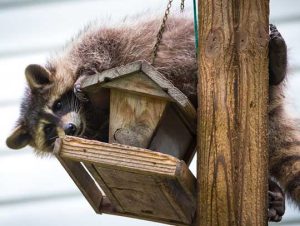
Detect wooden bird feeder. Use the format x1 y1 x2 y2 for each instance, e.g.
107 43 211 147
54 61 197 225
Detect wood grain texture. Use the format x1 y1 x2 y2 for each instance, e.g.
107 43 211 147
54 140 103 213
81 61 142 93
101 72 171 101
149 105 194 161
54 136 180 176
80 60 197 128
54 136 197 225
79 61 197 162
83 163 122 213
197 1 269 225
141 62 197 123
109 89 167 147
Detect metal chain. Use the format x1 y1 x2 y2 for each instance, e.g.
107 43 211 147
180 0 185 12
151 0 173 64
151 0 185 64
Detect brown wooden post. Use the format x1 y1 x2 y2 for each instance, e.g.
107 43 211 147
197 0 269 225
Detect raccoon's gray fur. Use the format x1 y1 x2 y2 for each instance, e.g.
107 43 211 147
5 17 299 220
6 17 197 153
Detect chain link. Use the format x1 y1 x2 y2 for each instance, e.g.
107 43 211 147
180 0 185 12
151 0 185 64
151 0 173 64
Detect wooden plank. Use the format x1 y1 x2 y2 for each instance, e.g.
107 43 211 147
95 166 182 222
54 136 197 225
197 0 269 225
141 61 196 123
80 60 196 128
55 136 180 176
81 61 142 93
172 104 196 134
54 140 103 214
160 179 195 223
149 105 193 161
175 161 197 209
109 89 167 148
83 163 124 213
115 61 142 76
101 72 171 101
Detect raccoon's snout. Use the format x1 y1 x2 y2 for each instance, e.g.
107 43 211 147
64 123 77 136
60 111 84 137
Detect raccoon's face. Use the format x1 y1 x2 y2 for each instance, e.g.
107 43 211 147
6 64 85 154
34 89 85 152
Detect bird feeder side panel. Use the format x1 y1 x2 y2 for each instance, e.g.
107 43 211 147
109 88 168 148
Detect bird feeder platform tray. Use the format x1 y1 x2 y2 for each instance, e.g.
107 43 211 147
54 136 196 225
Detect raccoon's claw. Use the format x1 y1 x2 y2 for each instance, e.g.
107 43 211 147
268 191 285 222
74 84 89 102
268 179 285 222
269 24 287 86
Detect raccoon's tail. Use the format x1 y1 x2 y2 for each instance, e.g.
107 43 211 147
269 100 300 206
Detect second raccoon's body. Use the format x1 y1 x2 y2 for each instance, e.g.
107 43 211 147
6 17 300 218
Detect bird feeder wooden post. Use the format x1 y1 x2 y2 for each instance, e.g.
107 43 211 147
197 0 269 225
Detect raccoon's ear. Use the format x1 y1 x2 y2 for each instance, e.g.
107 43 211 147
6 125 32 149
25 64 52 90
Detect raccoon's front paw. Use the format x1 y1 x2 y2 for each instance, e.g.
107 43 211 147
268 178 285 222
269 24 287 86
74 84 89 102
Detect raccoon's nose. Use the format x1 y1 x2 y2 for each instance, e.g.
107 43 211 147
64 123 77 136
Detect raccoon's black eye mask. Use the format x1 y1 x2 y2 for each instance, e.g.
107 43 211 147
51 90 80 116
43 123 58 148
53 100 62 112
43 124 56 138
39 112 60 125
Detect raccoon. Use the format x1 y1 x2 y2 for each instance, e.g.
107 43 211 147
5 17 295 221
6 17 197 154
5 68 108 154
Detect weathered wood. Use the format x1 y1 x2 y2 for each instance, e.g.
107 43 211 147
55 136 197 225
109 89 167 147
80 60 197 125
101 72 171 101
78 60 197 164
83 163 122 213
197 0 269 225
141 61 196 124
55 136 180 175
54 139 103 214
149 105 194 162
81 61 142 92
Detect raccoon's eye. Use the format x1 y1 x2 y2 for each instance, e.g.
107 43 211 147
44 124 55 135
53 100 62 112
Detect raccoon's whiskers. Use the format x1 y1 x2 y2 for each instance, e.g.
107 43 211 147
49 135 59 141
66 92 72 111
40 135 59 153
70 93 80 113
74 96 80 113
